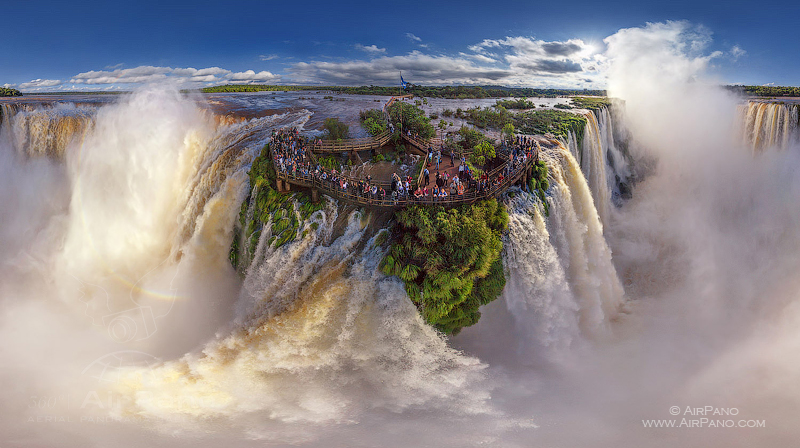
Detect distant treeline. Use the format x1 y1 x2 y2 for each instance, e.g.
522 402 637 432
201 84 607 98
0 87 22 97
727 85 800 97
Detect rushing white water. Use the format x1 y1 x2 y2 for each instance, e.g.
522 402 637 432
571 107 632 227
502 193 581 359
739 101 799 151
0 103 95 158
541 142 625 335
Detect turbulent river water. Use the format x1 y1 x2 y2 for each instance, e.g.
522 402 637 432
2 75 800 448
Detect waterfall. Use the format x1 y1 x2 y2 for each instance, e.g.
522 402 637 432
569 107 632 227
579 111 612 226
739 101 799 151
106 210 491 426
503 193 581 359
541 140 625 336
0 103 95 158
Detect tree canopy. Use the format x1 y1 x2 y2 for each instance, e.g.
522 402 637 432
381 199 509 334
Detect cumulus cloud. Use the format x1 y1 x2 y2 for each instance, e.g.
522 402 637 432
289 51 512 86
355 44 386 54
288 35 607 88
469 36 601 78
68 65 279 86
18 79 62 89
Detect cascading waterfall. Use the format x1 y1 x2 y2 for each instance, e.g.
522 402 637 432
739 101 799 151
540 140 625 336
1 103 95 158
107 210 491 428
578 111 612 226
575 107 632 227
502 192 581 359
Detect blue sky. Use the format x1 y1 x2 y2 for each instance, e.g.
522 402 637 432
4 0 798 91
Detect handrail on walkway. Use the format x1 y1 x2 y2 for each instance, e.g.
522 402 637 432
273 142 538 210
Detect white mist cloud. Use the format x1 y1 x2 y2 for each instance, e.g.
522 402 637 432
259 54 279 61
406 33 422 42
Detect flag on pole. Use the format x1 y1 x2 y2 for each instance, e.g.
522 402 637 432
400 72 408 90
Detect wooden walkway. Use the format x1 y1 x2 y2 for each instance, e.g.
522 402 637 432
313 130 392 152
274 146 539 210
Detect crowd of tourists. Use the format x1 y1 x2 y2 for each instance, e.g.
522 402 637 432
270 127 539 206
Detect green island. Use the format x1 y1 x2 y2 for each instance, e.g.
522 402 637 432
0 87 22 97
230 101 553 334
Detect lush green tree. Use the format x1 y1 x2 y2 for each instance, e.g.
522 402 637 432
323 117 349 140
380 199 509 334
502 123 515 143
0 87 22 97
470 140 496 167
387 101 435 140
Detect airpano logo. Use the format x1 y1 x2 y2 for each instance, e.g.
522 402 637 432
642 405 766 429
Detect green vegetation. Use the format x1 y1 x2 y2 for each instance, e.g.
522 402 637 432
495 98 535 109
470 140 496 167
457 126 489 150
358 109 387 136
0 87 21 97
317 154 340 170
527 160 551 216
380 199 509 334
456 106 513 129
553 103 572 110
323 117 349 140
229 144 323 271
512 109 587 141
201 84 606 98
728 85 800 97
387 101 435 140
570 96 611 111
501 123 515 143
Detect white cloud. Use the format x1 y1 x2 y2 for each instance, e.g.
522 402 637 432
68 65 279 86
731 45 746 60
18 79 62 89
259 54 279 61
355 44 387 54
406 33 422 42
290 51 512 86
228 70 281 83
